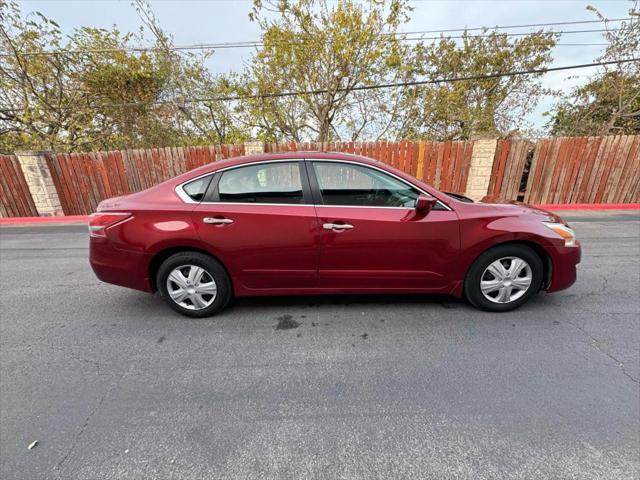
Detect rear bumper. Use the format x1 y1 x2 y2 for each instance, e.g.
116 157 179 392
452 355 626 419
89 237 153 293
546 241 581 293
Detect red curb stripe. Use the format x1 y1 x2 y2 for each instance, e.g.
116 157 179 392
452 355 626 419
0 215 89 225
536 203 640 211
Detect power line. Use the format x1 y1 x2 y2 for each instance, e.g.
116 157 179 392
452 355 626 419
2 58 637 113
2 27 622 56
3 20 631 57
374 28 617 43
555 43 607 46
393 17 630 35
192 58 640 102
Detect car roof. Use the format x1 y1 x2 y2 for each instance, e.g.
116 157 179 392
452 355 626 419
180 151 386 180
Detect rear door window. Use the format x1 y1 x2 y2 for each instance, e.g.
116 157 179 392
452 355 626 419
216 162 305 204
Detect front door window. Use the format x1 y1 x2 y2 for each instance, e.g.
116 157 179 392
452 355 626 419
312 161 420 208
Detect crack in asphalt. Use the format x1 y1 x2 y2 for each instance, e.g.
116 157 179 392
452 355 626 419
54 369 128 475
68 349 102 376
43 344 103 376
566 319 639 386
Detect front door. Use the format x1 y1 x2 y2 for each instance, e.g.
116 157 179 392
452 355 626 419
194 160 318 291
308 160 460 291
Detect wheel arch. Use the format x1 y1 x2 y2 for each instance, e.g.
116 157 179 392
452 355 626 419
148 246 233 293
463 240 552 293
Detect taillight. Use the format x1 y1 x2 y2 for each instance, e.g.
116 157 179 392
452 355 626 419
89 212 132 238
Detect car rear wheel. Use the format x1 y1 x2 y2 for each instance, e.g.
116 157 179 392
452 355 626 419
157 252 232 318
464 244 543 312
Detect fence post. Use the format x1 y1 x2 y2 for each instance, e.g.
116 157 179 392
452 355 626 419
465 139 498 201
244 141 264 155
15 151 64 217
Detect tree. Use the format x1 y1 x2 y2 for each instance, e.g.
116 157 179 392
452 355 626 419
395 30 557 141
547 4 640 136
0 0 178 151
1 0 85 151
130 0 246 145
0 0 240 152
239 0 412 142
6 0 630 152
69 27 181 150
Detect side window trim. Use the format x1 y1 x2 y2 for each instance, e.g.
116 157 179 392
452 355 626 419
305 159 450 210
298 160 314 205
176 173 214 204
200 159 312 205
176 159 451 210
203 172 221 203
302 160 324 205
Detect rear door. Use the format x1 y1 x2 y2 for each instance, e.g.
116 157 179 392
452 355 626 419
307 160 460 291
193 160 319 291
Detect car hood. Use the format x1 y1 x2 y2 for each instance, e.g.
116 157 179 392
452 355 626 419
473 197 567 224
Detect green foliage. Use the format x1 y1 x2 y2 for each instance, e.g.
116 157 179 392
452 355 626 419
397 30 557 140
0 0 239 152
1 0 637 153
547 7 640 136
240 0 412 142
550 72 640 136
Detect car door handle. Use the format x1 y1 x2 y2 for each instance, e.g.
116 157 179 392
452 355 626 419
203 217 233 225
323 223 354 231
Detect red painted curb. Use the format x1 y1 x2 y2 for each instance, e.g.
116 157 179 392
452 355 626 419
536 203 640 211
0 215 89 225
1 203 638 226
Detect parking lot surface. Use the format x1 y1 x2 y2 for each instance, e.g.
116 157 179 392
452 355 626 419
1 211 638 479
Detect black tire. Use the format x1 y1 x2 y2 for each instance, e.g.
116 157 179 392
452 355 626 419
156 251 232 318
464 244 543 312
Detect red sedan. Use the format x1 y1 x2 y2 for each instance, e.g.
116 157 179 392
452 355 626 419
89 152 580 317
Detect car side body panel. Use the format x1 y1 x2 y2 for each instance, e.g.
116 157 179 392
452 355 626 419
314 206 460 291
192 203 320 292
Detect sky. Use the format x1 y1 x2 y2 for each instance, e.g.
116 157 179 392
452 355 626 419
13 0 634 133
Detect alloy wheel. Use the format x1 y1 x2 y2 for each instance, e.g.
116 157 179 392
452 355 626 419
166 265 217 310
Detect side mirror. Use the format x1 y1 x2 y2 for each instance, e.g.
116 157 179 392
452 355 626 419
415 195 437 213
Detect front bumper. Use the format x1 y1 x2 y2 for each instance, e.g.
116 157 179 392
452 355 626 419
89 237 153 293
546 241 581 293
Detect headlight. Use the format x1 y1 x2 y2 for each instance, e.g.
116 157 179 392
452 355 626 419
543 222 577 247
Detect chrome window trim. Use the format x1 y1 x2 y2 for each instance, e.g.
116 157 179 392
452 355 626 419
315 204 418 210
175 181 204 204
174 157 452 211
174 159 303 204
199 202 313 208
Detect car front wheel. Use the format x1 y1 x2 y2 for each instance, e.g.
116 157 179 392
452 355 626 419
464 244 544 312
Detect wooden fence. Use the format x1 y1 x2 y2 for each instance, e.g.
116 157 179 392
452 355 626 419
40 140 473 215
524 135 639 204
487 139 533 200
45 145 245 215
0 154 38 217
264 140 475 193
484 135 640 204
1 136 638 216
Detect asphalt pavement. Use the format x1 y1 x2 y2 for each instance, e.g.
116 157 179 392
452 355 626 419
0 211 638 480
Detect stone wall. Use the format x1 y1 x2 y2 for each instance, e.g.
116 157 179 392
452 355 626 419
465 139 498 201
15 152 64 216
